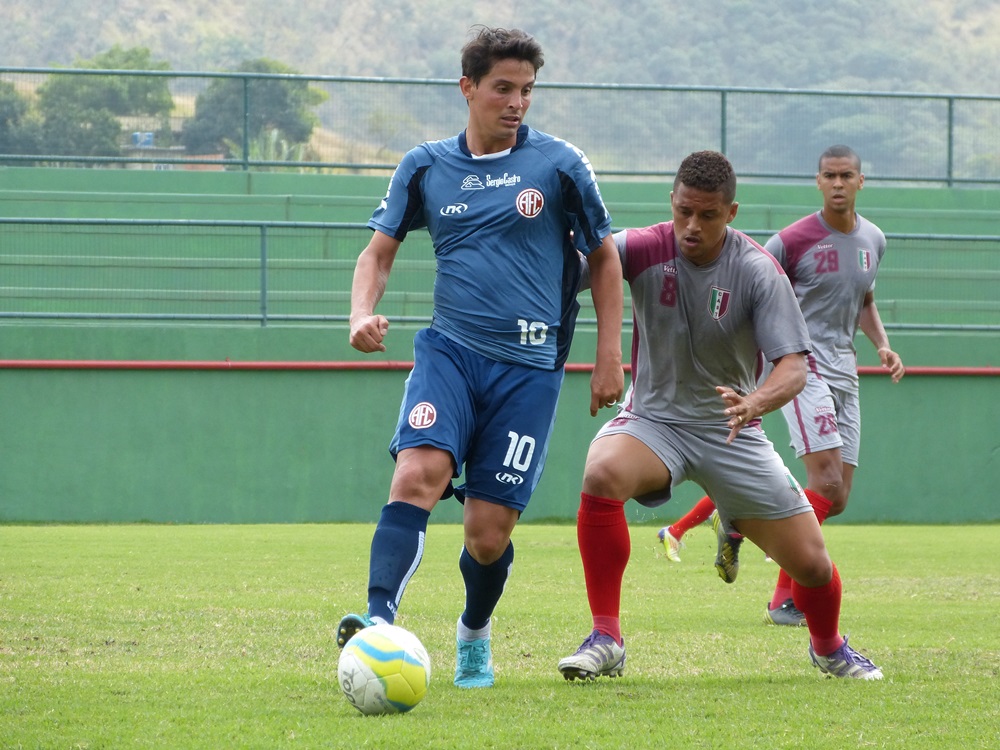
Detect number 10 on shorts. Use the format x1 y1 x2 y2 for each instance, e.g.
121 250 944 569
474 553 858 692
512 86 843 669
504 431 536 471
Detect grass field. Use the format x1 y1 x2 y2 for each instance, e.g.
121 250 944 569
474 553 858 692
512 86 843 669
1 523 998 749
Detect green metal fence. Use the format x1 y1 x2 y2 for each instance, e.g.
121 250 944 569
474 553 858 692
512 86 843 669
1 218 996 332
3 67 1000 185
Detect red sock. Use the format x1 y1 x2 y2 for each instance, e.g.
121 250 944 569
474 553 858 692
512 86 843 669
669 495 716 540
770 569 795 610
577 492 629 645
770 489 835 610
804 488 833 525
792 564 844 657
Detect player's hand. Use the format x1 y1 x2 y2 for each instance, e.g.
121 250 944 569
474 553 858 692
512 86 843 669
717 385 752 445
878 347 905 383
589 360 625 417
350 314 390 353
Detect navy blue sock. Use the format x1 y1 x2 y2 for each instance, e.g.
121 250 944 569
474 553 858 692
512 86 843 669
367 502 430 624
459 541 514 630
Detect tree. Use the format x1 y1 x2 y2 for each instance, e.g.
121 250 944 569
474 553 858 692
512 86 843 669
40 103 121 158
181 58 326 157
34 45 173 160
0 82 27 137
0 81 41 159
224 127 314 171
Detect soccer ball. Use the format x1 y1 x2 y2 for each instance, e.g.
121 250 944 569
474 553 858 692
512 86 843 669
337 623 431 715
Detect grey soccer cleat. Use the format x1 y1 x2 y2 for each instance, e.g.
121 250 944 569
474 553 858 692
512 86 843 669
809 636 883 680
765 598 807 627
558 629 626 681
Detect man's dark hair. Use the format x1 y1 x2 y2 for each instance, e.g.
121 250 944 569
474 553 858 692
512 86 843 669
818 144 861 171
674 151 737 204
461 26 544 84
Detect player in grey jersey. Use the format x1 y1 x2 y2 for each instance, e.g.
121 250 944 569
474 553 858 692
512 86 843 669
559 151 883 680
662 145 905 627
760 144 904 625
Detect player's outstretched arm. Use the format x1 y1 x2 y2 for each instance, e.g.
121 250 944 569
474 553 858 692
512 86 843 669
350 231 401 353
586 235 624 416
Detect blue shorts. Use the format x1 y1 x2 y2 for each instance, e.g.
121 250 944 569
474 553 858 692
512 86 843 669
389 328 565 513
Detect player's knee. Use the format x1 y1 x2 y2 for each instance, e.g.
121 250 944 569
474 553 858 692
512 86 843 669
581 458 627 499
830 476 853 516
390 454 452 503
824 481 849 516
464 529 510 565
811 472 848 514
827 494 848 517
792 553 834 588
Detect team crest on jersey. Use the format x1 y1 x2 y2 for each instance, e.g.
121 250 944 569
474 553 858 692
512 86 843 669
516 188 544 218
709 287 732 319
461 175 485 190
858 248 873 271
408 402 437 429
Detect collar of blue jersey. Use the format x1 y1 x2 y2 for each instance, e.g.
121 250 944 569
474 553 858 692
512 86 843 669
458 124 529 157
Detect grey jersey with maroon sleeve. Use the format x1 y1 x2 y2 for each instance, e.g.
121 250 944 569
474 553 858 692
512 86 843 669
615 223 810 424
764 211 886 393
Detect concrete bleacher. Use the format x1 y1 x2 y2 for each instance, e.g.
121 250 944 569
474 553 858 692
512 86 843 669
1 167 997 329
0 170 382 223
4 166 1000 231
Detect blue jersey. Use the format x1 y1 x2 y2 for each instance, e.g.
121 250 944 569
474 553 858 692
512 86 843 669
368 125 612 370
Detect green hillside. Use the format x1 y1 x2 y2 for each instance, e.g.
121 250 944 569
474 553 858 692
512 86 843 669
4 0 1000 94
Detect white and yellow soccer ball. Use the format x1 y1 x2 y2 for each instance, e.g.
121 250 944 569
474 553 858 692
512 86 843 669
337 623 431 715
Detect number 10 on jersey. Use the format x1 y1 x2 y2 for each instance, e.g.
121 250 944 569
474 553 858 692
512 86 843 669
517 319 548 345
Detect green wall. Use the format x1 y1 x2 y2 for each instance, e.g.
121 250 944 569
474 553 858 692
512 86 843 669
1 323 996 525
1 167 998 524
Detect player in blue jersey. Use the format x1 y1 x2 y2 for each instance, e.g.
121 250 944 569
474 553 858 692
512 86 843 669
336 26 624 689
558 151 884 681
661 145 905 626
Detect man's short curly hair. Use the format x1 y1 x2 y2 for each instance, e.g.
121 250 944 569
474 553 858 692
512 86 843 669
461 26 544 84
674 151 737 204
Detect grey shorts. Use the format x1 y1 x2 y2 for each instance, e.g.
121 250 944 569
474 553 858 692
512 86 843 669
594 411 811 530
779 372 860 466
